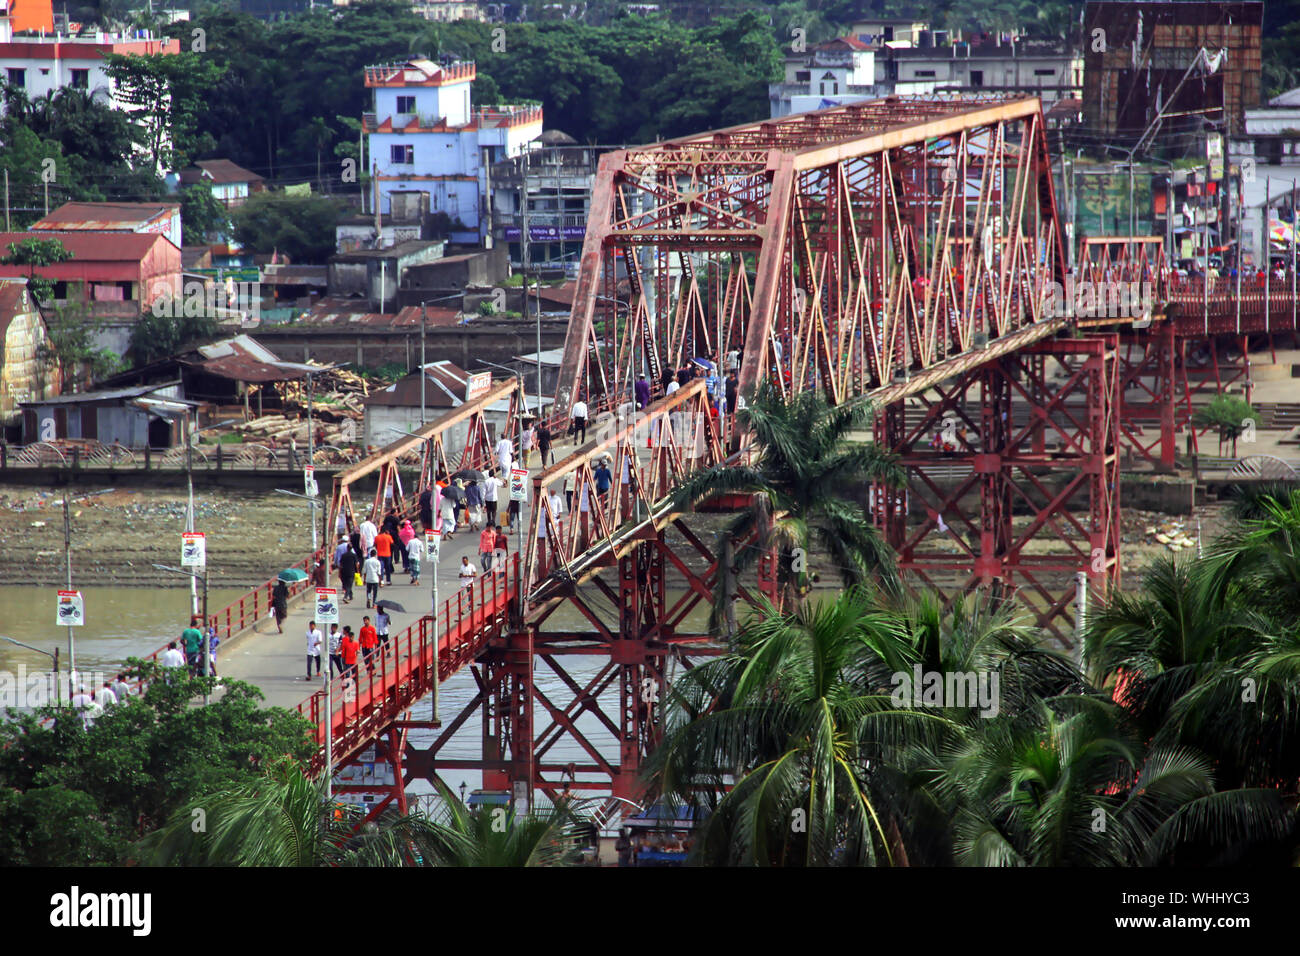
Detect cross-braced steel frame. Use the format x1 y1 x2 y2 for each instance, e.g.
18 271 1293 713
874 335 1121 646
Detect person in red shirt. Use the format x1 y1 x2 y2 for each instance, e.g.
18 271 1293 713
359 616 379 665
339 627 360 683
373 530 394 586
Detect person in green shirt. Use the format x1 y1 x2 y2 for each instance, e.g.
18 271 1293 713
181 618 204 676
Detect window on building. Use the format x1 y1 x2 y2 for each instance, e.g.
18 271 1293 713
396 95 416 113
70 69 89 89
7 68 25 88
391 144 414 165
795 70 810 82
914 69 936 78
1034 68 1055 77
970 70 984 87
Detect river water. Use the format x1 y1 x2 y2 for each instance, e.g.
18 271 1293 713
0 584 247 678
0 582 713 806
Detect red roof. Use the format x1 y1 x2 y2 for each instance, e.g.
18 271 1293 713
32 201 179 231
816 35 871 52
0 230 172 262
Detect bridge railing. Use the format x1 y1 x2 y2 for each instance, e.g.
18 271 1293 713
297 553 519 773
129 547 326 695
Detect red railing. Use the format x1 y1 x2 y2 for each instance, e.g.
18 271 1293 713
138 547 326 678
296 552 519 774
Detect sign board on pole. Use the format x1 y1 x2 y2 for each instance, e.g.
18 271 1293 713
466 371 492 401
426 529 440 565
304 465 317 497
315 587 339 625
181 532 206 568
57 590 84 627
510 468 528 502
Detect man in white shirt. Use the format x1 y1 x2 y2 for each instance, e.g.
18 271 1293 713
360 514 378 556
111 673 131 702
665 379 680 395
70 686 101 728
306 621 323 680
94 682 117 708
483 469 502 527
160 641 186 669
363 549 383 608
571 399 589 444
495 435 513 475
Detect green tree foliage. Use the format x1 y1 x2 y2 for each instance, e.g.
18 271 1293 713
127 308 218 367
103 51 224 172
0 237 73 302
38 299 121 391
141 772 590 866
0 664 314 865
1192 393 1260 457
179 183 231 245
671 378 903 631
230 191 346 262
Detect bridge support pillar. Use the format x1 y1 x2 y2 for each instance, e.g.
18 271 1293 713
874 336 1120 646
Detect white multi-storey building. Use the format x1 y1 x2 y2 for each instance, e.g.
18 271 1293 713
0 6 179 111
364 58 542 245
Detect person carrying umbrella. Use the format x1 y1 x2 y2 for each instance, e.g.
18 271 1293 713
271 579 289 634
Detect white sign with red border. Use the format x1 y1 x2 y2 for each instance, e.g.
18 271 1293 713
510 468 528 502
315 587 339 625
57 590 84 627
181 531 206 568
466 371 492 401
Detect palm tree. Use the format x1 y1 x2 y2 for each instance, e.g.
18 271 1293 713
933 696 1293 866
139 765 589 866
409 783 589 867
1192 393 1259 457
1085 548 1300 795
649 587 937 866
671 378 903 629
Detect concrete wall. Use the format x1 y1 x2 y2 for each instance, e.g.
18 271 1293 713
252 320 569 371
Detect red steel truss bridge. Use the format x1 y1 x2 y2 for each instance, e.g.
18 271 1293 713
297 94 1300 820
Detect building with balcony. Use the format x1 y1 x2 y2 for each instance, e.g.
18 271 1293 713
489 130 608 271
0 7 180 115
363 57 542 246
770 36 882 118
881 37 1082 106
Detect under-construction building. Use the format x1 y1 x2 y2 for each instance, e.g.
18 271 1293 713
1081 1 1263 157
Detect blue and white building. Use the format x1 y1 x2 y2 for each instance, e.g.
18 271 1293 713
364 58 542 245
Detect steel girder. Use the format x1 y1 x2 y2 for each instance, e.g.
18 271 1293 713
873 335 1121 646
553 94 1068 418
325 378 519 537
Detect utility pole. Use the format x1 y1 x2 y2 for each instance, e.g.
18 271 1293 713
62 492 75 701
185 411 198 619
421 300 428 425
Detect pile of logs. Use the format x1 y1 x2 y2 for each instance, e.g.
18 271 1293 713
232 414 358 449
276 362 371 422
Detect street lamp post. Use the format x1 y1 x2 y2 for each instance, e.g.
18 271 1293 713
153 563 210 704
0 636 60 707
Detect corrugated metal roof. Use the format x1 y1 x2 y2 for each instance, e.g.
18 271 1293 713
284 300 462 329
365 360 469 408
185 335 316 384
20 381 182 406
30 202 179 232
0 230 171 261
180 159 265 186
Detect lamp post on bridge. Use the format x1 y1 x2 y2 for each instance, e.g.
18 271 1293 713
153 563 210 705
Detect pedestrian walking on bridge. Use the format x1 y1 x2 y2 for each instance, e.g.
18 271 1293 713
306 621 322 680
